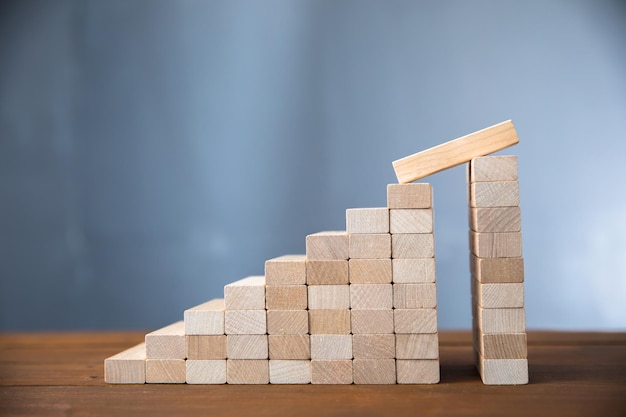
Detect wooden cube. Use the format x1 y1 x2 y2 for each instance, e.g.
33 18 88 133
389 209 433 234
469 207 521 233
352 334 395 359
351 310 394 334
478 356 528 385
350 284 393 310
349 233 391 259
268 335 310 360
225 310 267 335
477 333 527 359
186 335 227 360
471 254 524 283
393 283 437 309
308 309 351 334
145 359 186 383
266 310 309 335
310 335 352 359
349 259 392 284
226 335 268 359
224 276 266 310
346 208 389 234
226 360 269 384
104 342 146 384
470 181 520 208
387 183 432 209
269 360 311 384
472 279 524 309
265 255 306 285
306 260 349 285
353 359 396 384
186 360 226 384
470 230 523 258
394 309 438 334
184 299 225 335
308 285 350 309
265 285 308 310
396 360 440 384
391 234 434 258
395 334 439 360
145 321 185 359
470 155 518 183
474 304 526 334
306 231 349 260
392 258 436 283
311 360 353 384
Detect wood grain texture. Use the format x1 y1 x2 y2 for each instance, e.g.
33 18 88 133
104 342 146 384
387 183 432 209
394 309 438 334
265 285 308 310
473 304 526 334
349 233 391 259
346 208 389 234
145 321 185 359
310 359 353 384
470 230 523 258
390 209 433 234
352 334 396 359
226 335 268 359
226 360 269 384
469 207 521 233
306 260 349 285
353 359 396 384
392 258 436 283
265 255 307 285
305 231 349 260
350 310 394 334
396 359 440 384
307 285 350 310
145 359 186 384
310 335 352 359
471 254 524 283
269 360 311 384
393 283 437 309
308 309 351 334
477 333 528 359
224 310 267 335
391 234 434 258
185 360 226 384
470 181 520 207
470 155 518 182
268 335 310 360
349 284 393 310
185 335 227 360
395 334 439 360
224 276 266 310
472 280 524 309
184 299 225 335
349 259 392 284
266 310 309 335
478 356 529 385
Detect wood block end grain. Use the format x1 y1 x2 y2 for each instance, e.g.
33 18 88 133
104 342 146 384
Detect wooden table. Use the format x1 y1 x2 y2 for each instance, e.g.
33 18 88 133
1 331 624 416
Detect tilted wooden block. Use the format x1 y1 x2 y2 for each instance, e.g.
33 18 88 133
349 259 392 284
310 334 352 359
184 298 225 335
393 283 437 309
268 335 310 359
145 359 186 383
306 231 349 260
265 285 308 310
351 309 394 334
265 254 306 285
224 310 267 335
472 280 524 308
352 334 396 359
350 284 393 310
387 183 432 209
396 360 440 384
353 359 396 384
394 309 438 334
266 310 309 335
393 120 519 183
478 356 529 385
186 360 226 384
477 333 527 359
391 234 434 258
226 360 269 384
469 207 521 233
392 258 436 283
104 342 146 384
346 208 389 234
470 181 520 208
269 360 311 384
308 309 351 334
306 260 349 285
308 285 350 309
471 254 524 283
186 335 227 360
474 304 526 334
390 209 433 234
470 230 523 258
470 155 518 182
349 233 391 259
226 334 268 359
145 321 185 359
395 334 439 360
311 360 353 384
224 276 266 310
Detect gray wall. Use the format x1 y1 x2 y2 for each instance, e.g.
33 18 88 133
1 0 625 330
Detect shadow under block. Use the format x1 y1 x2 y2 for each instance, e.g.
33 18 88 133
104 342 146 384
352 334 396 359
346 208 389 234
308 309 351 334
389 209 433 234
308 285 350 309
186 335 227 360
145 359 186 384
471 254 524 283
391 234 435 258
349 259 392 284
476 333 528 359
184 299 225 335
394 309 438 334
470 155 518 182
269 360 311 384
392 120 518 183
392 258 436 283
224 310 267 335
306 260 349 285
470 181 520 207
265 255 306 285
266 310 309 335
351 309 394 334
265 285 308 310
226 360 269 384
470 207 521 233
310 334 353 359
224 276 266 310
349 233 391 259
353 359 396 384
311 360 353 384
306 231 349 260
396 360 440 384
387 183 432 209
470 230 523 258
478 356 529 385
350 284 393 310
395 333 439 360
474 304 526 334
186 360 226 384
268 335 310 359
472 280 525 309
226 335 268 359
145 321 185 359
393 283 437 309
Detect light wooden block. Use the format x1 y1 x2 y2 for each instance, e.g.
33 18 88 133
186 360 226 384
391 234 434 258
478 356 529 385
306 231 349 260
469 207 521 233
145 321 185 359
224 276 266 310
477 333 527 359
311 360 353 384
353 359 396 384
306 260 349 285
308 309 351 334
392 258 436 283
390 209 433 234
265 285 308 310
349 259 392 284
310 334 352 359
349 233 391 259
472 280 524 308
470 155 518 182
226 334 268 359
352 334 395 359
346 208 389 234
394 309 438 334
145 359 186 383
225 310 267 335
266 310 309 335
351 309 394 334
393 120 519 183
471 254 524 283
184 299 225 335
350 284 393 310
395 334 439 360
393 283 437 309
269 360 311 384
104 342 146 384
470 181 520 208
474 304 526 334
265 254 306 285
226 360 269 384
387 183 432 209
396 360 440 384
307 285 350 309
470 230 523 258
268 335 310 359
186 335 227 360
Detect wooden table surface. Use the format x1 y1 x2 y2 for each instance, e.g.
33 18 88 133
1 331 624 417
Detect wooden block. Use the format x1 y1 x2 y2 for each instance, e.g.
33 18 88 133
470 155 518 182
477 333 527 359
392 259 436 283
393 120 519 183
470 230 523 258
396 360 440 384
186 335 227 360
225 310 267 335
269 360 311 384
311 360 353 384
104 342 146 384
351 310 394 334
352 334 395 359
389 209 433 234
184 298 225 335
387 183 432 209
469 207 521 233
310 334 352 359
349 259 392 284
308 309 351 334
353 359 396 384
394 309 438 334
307 285 350 309
226 334 268 359
349 284 393 309
470 181 520 207
145 321 185 359
186 360 226 384
393 283 437 309
474 304 526 333
226 360 269 384
391 234 434 258
306 260 349 285
224 276 266 310
265 254 306 285
306 231 349 260
268 335 310 359
265 285 308 310
395 334 439 360
266 310 309 335
349 233 391 259
346 208 389 234
472 279 524 308
471 254 524 283
478 356 529 385
145 359 186 383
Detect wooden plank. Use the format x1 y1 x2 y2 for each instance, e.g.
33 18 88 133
471 254 524 283
478 356 529 385
353 359 396 384
391 234 434 258
349 283 393 310
346 208 389 234
224 276 266 310
224 310 266 335
185 360 226 384
268 335 310 360
265 255 307 285
226 360 269 384
392 120 519 183
470 181 520 207
352 334 396 359
469 207 521 233
393 283 437 309
306 260 349 285
389 209 433 234
266 310 309 335
310 335 352 359
470 155 518 182
396 359 440 384
265 285 307 310
269 360 311 384
145 359 186 384
104 342 146 384
145 321 185 360
310 359 353 384
470 230 523 258
184 299 225 335
472 279 524 309
226 335 268 359
307 285 350 309
474 304 526 334
395 334 439 360
349 233 391 259
394 309 438 334
308 309 351 334
387 183 432 208
306 231 349 260
349 259 392 284
392 258 436 283
185 335 227 360
477 333 528 359
351 309 394 334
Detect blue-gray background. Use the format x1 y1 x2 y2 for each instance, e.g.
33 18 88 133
1 0 625 331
